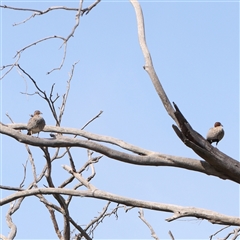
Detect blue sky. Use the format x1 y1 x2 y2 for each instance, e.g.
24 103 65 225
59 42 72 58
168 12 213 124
0 1 239 239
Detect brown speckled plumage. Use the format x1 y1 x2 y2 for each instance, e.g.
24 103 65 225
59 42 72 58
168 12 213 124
206 122 224 146
27 110 46 137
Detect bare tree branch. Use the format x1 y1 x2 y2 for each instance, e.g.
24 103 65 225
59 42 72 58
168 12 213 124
83 203 126 239
37 194 92 240
0 185 24 191
0 36 67 79
64 0 83 42
210 226 240 240
129 0 178 125
0 234 8 240
1 123 237 182
6 203 17 239
19 159 28 188
171 102 240 183
25 145 37 183
48 207 63 239
0 5 78 16
60 155 101 189
1 187 240 226
1 1 238 239
169 230 175 240
17 64 60 125
41 147 71 239
129 0 240 186
81 0 101 15
138 208 159 240
0 2 100 18
62 165 97 191
81 111 103 130
82 202 111 239
0 1 102 77
231 227 240 240
58 61 79 124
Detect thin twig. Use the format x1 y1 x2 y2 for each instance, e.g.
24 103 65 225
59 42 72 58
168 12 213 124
82 202 111 238
81 110 103 130
138 208 159 240
19 159 28 188
59 156 101 189
62 165 97 191
83 203 125 239
209 225 230 240
64 0 83 42
5 113 14 123
169 230 175 240
58 61 79 124
26 145 38 183
0 185 24 191
81 0 101 15
17 64 60 125
37 194 92 240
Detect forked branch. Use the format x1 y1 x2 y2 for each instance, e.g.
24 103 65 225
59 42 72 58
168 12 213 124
172 102 240 183
130 0 240 184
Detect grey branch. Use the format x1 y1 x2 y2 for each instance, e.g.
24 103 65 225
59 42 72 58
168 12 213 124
168 230 175 240
64 0 83 42
1 123 237 182
138 208 159 240
171 102 240 184
83 202 111 238
129 0 240 185
6 203 17 239
1 187 240 226
62 165 97 191
81 0 101 15
129 0 178 125
37 194 91 240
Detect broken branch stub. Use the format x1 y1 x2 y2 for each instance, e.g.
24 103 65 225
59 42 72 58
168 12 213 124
172 102 240 184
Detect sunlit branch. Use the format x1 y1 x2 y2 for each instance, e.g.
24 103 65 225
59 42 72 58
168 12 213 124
2 187 240 226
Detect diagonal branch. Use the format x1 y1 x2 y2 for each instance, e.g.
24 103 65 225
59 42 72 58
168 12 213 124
81 0 101 15
62 165 97 191
138 208 159 240
171 102 240 184
37 194 91 240
17 64 60 125
129 0 240 185
129 0 178 125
